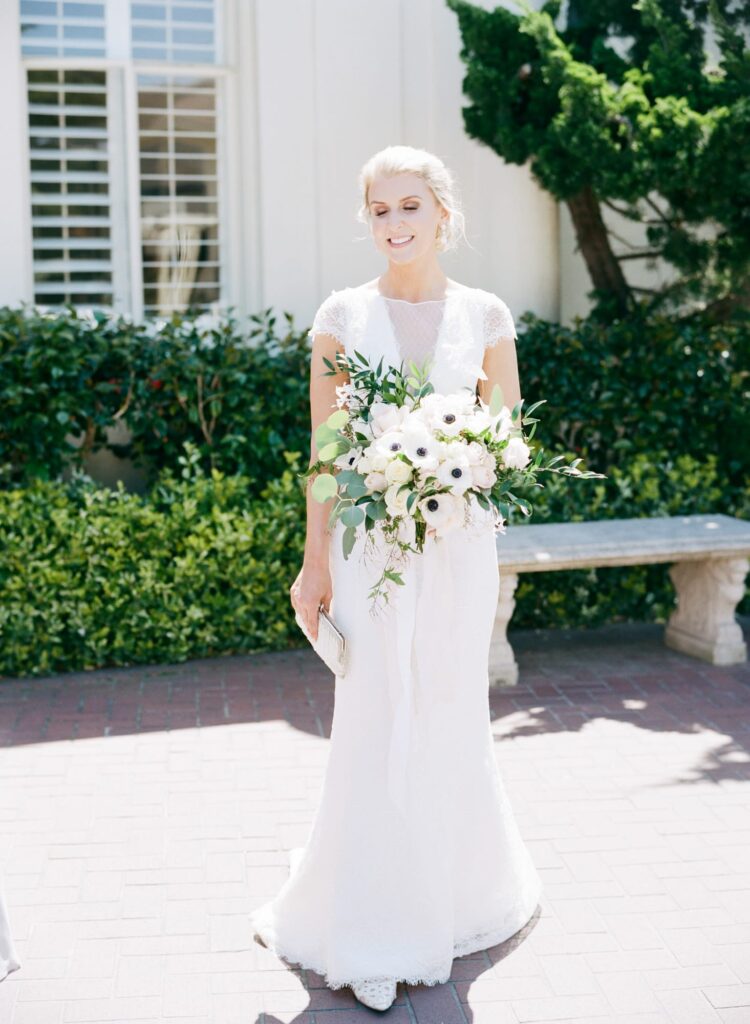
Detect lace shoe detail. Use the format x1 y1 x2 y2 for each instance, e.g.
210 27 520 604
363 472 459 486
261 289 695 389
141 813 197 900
351 977 397 1011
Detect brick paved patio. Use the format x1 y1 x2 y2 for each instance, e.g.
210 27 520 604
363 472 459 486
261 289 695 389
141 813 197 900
1 618 749 1024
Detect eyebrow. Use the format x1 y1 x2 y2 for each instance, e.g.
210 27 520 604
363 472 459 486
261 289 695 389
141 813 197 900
369 195 422 206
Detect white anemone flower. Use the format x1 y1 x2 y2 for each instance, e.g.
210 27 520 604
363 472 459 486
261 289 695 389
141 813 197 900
356 451 373 474
334 446 363 470
502 437 531 470
436 447 474 495
416 392 474 437
418 491 465 536
371 429 407 461
400 423 441 471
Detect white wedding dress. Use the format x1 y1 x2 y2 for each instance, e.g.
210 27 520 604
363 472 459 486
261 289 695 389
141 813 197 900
250 283 543 989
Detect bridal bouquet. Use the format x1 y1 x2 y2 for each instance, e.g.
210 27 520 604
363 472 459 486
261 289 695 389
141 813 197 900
303 350 605 609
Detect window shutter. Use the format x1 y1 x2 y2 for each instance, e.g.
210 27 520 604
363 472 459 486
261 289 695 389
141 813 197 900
27 68 114 306
138 73 221 316
20 0 227 315
20 0 107 59
131 1 216 63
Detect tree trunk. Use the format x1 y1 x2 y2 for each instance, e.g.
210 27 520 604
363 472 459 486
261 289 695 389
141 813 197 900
698 276 750 326
566 185 632 314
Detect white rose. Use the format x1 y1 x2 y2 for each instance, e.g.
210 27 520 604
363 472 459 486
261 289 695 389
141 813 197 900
502 437 531 470
414 465 436 489
364 471 388 492
472 464 497 488
385 459 413 485
464 440 486 465
370 402 410 438
384 482 411 518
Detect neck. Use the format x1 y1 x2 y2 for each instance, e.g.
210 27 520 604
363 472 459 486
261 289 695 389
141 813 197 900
379 255 448 302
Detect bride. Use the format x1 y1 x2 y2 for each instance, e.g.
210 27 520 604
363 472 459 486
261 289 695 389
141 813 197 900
251 145 543 1012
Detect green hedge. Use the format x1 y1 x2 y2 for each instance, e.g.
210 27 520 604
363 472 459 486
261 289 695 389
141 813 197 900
1 303 748 676
516 309 750 489
0 448 305 677
2 303 749 493
1 444 747 678
0 305 311 493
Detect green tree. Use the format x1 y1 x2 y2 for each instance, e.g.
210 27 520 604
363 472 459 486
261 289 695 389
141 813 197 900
446 0 750 321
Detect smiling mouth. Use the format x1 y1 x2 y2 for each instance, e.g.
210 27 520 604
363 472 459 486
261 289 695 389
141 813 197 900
388 236 414 248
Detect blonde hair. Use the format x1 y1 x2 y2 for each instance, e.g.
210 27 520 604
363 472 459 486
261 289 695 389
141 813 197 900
356 145 468 253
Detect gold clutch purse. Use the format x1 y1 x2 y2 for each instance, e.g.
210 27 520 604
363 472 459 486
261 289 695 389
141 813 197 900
294 604 348 677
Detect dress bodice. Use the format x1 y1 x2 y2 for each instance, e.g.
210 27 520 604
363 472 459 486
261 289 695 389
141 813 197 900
308 284 517 396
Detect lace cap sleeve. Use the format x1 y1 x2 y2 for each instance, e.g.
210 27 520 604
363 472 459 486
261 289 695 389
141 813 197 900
307 289 348 345
482 292 517 348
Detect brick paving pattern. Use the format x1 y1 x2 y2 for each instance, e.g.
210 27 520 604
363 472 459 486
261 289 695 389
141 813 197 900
0 617 749 1023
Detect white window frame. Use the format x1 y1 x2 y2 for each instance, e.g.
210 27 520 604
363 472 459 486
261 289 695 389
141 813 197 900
19 0 237 320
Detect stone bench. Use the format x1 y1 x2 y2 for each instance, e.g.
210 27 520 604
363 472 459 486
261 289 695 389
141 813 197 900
490 513 750 686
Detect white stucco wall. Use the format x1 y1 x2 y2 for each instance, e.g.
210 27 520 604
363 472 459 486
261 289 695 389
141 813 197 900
0 0 560 331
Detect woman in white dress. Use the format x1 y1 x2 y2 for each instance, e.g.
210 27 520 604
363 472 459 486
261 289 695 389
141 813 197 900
0 881 20 984
251 145 543 1012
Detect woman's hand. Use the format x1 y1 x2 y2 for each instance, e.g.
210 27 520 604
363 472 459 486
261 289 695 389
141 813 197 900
290 561 333 642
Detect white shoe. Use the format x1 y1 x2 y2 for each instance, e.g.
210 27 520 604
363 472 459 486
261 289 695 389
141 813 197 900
351 977 397 1012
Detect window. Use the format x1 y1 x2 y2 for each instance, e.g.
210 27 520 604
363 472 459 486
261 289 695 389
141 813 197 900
28 68 114 306
21 1 107 59
20 0 228 317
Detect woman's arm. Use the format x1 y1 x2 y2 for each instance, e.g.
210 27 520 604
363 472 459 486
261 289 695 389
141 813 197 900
478 335 523 427
303 333 350 566
289 331 349 641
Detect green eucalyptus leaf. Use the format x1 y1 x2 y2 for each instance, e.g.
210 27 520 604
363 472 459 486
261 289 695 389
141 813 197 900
318 440 347 462
314 422 339 447
489 383 504 417
342 525 357 558
341 505 365 528
311 473 338 501
327 409 349 430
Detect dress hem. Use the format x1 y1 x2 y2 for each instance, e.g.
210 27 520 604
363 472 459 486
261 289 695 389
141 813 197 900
0 957 20 984
250 880 542 991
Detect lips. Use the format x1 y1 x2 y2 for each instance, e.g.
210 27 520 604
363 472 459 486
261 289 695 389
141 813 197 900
388 235 414 248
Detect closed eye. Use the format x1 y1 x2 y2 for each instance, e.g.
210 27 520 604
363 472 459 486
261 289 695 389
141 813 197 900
375 205 419 216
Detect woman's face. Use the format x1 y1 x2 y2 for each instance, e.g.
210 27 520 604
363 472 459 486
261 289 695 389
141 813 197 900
367 172 447 262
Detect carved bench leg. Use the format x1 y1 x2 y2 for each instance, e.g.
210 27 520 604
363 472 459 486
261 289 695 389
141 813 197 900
489 571 520 687
664 557 749 665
